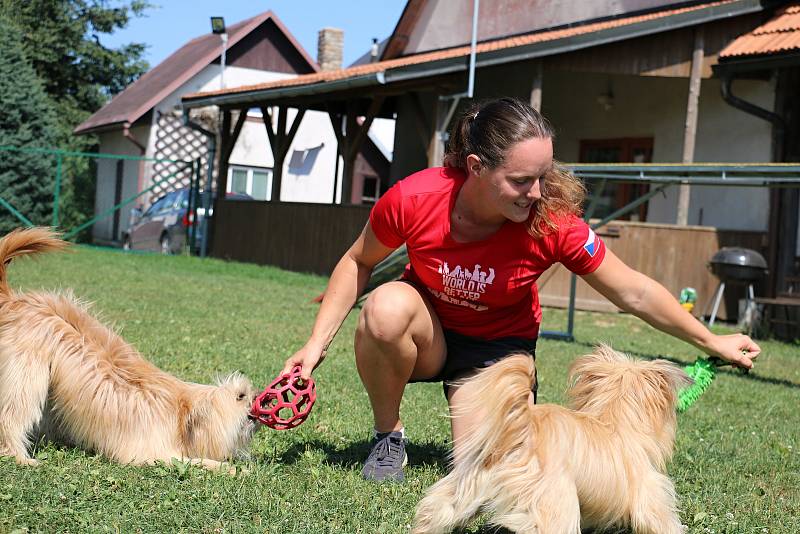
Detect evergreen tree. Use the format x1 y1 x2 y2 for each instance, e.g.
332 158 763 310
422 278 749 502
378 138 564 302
0 16 60 234
0 0 150 143
0 1 150 239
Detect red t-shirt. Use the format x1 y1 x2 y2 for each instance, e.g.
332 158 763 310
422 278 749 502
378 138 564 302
369 166 606 340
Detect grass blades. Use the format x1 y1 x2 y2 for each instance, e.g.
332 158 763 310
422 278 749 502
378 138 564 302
1 245 798 533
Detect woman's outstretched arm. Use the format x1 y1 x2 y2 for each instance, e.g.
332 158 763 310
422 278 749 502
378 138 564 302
581 248 760 368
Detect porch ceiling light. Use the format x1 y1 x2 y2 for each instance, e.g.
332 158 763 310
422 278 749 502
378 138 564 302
210 17 226 35
596 88 614 111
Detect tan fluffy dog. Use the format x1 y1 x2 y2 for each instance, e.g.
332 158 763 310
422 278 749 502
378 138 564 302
0 228 257 471
413 345 692 534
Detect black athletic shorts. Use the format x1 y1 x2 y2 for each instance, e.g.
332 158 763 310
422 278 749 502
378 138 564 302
411 328 538 400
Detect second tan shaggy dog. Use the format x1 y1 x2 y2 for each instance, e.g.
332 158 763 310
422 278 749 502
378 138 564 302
412 345 692 534
0 228 257 471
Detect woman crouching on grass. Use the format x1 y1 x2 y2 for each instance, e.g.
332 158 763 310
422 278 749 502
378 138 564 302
282 97 760 482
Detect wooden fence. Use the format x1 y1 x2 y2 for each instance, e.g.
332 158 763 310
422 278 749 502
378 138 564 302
211 201 766 321
538 220 766 321
211 200 372 275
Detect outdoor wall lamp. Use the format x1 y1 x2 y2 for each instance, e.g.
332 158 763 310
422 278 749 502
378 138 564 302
210 17 228 89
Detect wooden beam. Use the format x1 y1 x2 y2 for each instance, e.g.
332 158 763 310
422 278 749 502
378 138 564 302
260 106 277 152
262 106 307 202
223 110 247 163
276 107 287 157
427 97 444 167
327 110 344 147
218 109 247 200
217 110 232 200
410 92 431 152
327 108 344 204
677 27 704 226
347 96 385 162
380 0 427 60
279 108 306 161
341 101 359 204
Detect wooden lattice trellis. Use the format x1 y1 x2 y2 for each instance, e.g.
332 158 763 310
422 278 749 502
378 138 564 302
150 110 216 202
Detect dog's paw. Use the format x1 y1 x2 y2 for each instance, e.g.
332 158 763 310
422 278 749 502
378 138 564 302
16 457 39 467
213 461 248 476
229 464 250 476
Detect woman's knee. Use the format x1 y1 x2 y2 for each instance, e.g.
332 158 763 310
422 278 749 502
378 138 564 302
357 283 420 344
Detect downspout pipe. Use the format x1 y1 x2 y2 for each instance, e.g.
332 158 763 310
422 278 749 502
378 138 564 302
720 75 785 136
720 74 788 296
182 108 216 258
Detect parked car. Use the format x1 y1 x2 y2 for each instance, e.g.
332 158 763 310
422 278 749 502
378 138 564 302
122 188 210 254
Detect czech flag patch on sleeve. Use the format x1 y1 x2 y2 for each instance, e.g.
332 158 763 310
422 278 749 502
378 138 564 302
583 228 598 257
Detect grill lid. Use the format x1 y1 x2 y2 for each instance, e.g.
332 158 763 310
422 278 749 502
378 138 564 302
710 247 767 269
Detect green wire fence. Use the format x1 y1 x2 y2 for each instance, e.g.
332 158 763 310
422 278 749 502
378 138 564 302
0 144 198 245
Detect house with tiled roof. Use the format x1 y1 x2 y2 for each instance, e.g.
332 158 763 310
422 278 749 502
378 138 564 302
181 0 800 321
74 10 391 246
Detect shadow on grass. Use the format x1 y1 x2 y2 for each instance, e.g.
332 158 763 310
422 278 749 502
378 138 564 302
573 340 800 390
260 438 451 470
254 439 635 534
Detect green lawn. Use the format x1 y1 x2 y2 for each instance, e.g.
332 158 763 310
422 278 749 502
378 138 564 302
1 246 798 533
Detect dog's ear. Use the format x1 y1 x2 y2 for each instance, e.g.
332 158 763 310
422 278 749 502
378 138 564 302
567 345 647 411
568 344 626 386
648 359 693 394
591 343 628 363
216 372 255 403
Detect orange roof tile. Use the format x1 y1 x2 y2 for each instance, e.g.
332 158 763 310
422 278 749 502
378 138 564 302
185 1 737 102
719 4 800 58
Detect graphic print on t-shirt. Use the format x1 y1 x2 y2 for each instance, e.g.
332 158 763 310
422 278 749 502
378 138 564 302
427 260 495 311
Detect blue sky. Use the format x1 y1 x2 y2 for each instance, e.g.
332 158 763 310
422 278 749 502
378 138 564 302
102 1 408 68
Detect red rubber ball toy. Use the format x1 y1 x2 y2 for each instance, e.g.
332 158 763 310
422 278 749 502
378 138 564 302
250 366 316 430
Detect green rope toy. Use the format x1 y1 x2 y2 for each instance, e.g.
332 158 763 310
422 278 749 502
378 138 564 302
677 357 720 413
677 355 749 413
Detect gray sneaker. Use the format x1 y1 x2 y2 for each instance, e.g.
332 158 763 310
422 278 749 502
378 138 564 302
361 431 408 482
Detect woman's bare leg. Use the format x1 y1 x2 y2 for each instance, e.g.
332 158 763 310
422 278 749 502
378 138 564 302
355 281 446 433
446 379 482 463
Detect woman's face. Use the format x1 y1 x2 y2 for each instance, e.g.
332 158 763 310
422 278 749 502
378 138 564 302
468 136 554 224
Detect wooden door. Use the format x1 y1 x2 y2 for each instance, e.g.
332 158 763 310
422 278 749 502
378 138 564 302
579 137 653 221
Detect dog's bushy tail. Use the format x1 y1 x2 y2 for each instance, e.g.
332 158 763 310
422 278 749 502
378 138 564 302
0 227 68 295
452 354 536 468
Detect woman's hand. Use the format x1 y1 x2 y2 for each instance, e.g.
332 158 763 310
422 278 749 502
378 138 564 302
702 333 761 369
282 341 327 380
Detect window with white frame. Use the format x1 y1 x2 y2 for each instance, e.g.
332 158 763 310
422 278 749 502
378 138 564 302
227 165 272 201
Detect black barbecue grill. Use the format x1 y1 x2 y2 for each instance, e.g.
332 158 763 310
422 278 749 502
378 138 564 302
706 247 768 325
709 248 768 282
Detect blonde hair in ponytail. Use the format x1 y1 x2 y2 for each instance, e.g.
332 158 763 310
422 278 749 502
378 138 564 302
444 98 586 239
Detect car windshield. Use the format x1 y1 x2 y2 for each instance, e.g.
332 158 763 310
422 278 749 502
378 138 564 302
143 196 166 217
169 189 214 211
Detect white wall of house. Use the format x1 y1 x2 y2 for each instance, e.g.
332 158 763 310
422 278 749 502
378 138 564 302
541 70 774 231
226 110 395 204
152 65 357 204
225 108 342 203
93 62 364 242
93 124 151 243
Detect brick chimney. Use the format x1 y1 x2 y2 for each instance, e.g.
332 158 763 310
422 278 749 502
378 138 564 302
317 27 343 71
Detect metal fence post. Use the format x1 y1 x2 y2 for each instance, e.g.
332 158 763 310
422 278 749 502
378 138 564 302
52 151 63 227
